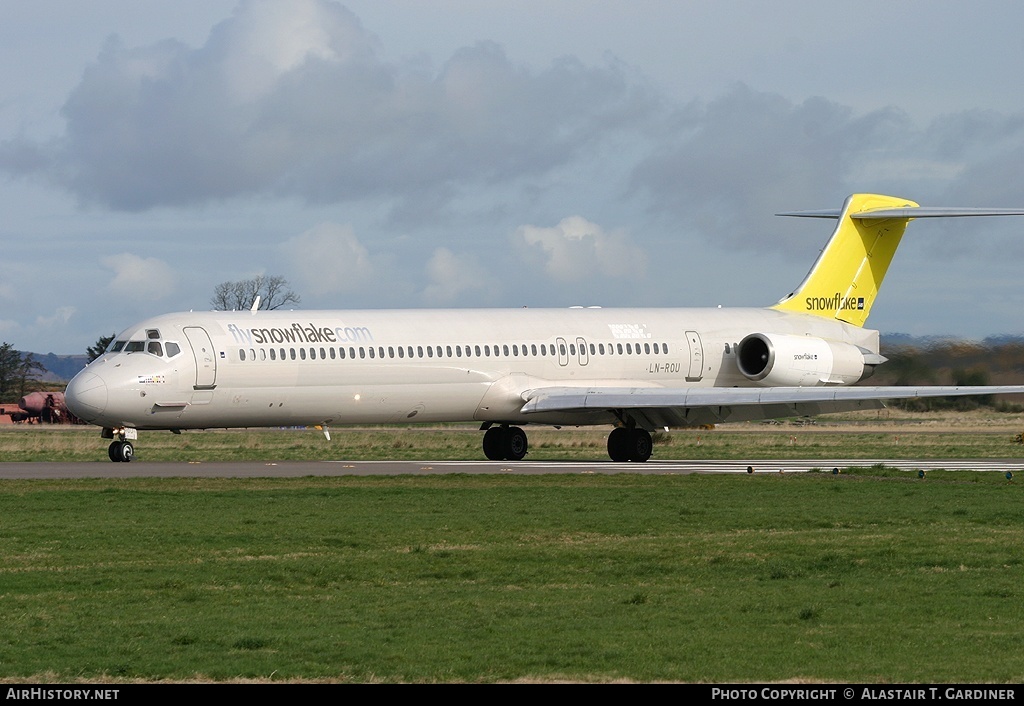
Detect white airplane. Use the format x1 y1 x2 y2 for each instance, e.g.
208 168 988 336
65 193 1024 462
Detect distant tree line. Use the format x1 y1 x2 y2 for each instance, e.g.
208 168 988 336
869 341 1024 411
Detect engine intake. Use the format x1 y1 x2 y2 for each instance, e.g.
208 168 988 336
736 333 870 386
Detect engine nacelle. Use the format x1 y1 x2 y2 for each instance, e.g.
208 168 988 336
736 333 869 386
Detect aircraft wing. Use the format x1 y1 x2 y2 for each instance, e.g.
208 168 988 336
520 385 1024 428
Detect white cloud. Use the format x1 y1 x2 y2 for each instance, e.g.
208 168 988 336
282 222 374 296
0 0 653 214
100 253 177 300
34 307 76 329
422 247 491 304
516 216 646 282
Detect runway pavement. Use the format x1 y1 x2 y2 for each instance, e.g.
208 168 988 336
0 458 1021 479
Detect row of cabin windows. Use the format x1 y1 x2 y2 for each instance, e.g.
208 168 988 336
237 340 671 362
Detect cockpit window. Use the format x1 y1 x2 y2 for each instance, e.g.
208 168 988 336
106 329 180 360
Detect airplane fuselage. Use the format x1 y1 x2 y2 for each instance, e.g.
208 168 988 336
66 306 877 432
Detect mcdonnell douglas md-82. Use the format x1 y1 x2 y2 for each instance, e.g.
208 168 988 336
66 194 1024 462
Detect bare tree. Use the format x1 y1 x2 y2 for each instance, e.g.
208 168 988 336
210 275 301 311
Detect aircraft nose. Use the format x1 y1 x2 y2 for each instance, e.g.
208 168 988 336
65 372 107 422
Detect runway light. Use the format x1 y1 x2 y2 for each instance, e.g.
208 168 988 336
1006 471 1014 481
832 467 840 475
746 466 754 474
917 470 926 479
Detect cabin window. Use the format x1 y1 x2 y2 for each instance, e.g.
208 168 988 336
300 348 307 360
239 349 246 361
308 348 316 360
349 347 355 359
368 347 375 359
330 347 336 360
599 343 605 355
270 348 277 361
338 347 345 359
427 346 433 358
502 345 509 356
359 347 365 359
388 346 395 359
398 347 404 358
290 348 296 360
644 343 651 354
475 345 482 357
418 346 424 358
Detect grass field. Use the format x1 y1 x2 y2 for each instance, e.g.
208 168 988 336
1 418 1023 682
0 471 1023 682
3 412 1024 463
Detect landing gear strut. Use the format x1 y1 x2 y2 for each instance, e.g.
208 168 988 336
482 425 528 461
607 427 653 462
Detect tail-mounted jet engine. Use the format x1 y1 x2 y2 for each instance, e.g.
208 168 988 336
736 332 879 386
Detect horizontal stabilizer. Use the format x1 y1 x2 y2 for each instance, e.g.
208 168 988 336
778 207 1024 219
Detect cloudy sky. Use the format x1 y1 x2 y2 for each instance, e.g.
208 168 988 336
4 0 1024 355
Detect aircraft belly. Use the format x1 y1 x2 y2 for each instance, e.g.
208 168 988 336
169 381 492 428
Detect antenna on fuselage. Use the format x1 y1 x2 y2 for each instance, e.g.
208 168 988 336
250 296 261 312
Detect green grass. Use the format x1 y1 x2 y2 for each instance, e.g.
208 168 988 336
3 423 1024 462
1 472 1023 682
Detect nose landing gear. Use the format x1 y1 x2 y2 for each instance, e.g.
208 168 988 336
108 440 134 462
102 427 138 462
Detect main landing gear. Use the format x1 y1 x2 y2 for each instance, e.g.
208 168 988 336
480 423 654 462
482 424 528 461
102 426 138 462
607 427 653 462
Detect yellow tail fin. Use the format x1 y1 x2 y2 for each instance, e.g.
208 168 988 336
772 193 918 327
